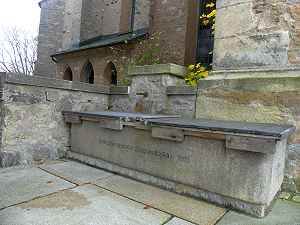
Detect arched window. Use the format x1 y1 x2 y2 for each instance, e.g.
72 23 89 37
81 61 94 84
104 62 118 85
63 66 73 81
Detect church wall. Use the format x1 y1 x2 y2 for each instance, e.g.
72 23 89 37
213 0 300 70
35 0 65 77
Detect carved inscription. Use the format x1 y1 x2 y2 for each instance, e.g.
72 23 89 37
99 138 191 163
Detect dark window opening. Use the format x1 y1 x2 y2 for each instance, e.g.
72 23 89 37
63 66 73 81
197 0 216 69
105 62 118 85
81 61 94 84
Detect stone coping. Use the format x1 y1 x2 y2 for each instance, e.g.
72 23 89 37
208 67 300 80
199 69 300 92
148 117 295 140
0 73 112 94
128 64 187 78
63 111 180 122
166 86 197 95
109 86 130 95
63 110 295 140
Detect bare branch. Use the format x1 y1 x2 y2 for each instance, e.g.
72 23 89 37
0 27 37 75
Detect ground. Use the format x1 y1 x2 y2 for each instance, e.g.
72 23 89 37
0 160 299 225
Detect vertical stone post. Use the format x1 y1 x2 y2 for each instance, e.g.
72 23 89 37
127 64 186 114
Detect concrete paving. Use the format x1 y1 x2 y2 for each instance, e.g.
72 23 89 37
0 166 75 209
39 160 113 185
0 160 299 225
217 200 300 225
166 217 197 225
0 184 170 225
95 175 226 225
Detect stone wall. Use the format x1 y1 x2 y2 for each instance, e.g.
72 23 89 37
36 0 65 77
0 73 109 167
214 0 300 70
36 0 198 80
62 0 82 50
109 64 197 117
196 69 300 192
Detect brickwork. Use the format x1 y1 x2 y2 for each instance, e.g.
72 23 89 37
36 0 198 82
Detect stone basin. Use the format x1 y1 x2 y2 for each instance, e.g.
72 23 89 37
63 111 295 218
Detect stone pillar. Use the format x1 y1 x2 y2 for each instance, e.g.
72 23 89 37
61 0 83 50
127 64 186 114
35 0 65 77
213 0 299 70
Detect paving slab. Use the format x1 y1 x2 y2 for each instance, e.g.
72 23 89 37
279 192 291 200
95 175 226 225
216 200 300 225
0 184 171 225
292 195 300 203
165 217 197 225
0 167 75 209
39 161 113 185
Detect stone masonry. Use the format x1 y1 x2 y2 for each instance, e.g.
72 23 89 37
214 0 300 70
0 73 109 167
35 0 199 82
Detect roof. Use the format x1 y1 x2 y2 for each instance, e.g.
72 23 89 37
51 28 149 57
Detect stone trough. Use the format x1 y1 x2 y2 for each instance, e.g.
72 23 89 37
63 111 295 218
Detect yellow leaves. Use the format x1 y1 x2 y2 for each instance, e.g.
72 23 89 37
207 9 216 18
188 64 195 71
199 1 216 28
206 2 215 8
185 63 209 86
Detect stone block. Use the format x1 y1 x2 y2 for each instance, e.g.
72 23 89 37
95 175 225 225
196 69 300 193
216 200 300 225
66 111 294 217
39 161 113 185
0 184 170 225
215 2 255 39
0 166 74 209
214 31 289 70
128 64 187 78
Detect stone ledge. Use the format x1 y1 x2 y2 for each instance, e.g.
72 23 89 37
1 73 110 94
109 86 130 95
167 86 197 95
199 69 300 92
128 64 187 78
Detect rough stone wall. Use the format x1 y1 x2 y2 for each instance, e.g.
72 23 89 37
61 0 82 50
108 64 197 118
150 0 189 65
213 0 300 70
134 0 151 31
0 73 109 167
196 69 300 192
36 0 65 77
166 86 197 119
80 0 122 42
288 2 300 65
109 74 186 114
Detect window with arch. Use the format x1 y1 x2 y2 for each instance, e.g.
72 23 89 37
63 66 73 81
81 61 94 84
104 62 118 85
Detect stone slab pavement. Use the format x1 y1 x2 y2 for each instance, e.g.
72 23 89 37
0 160 299 225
